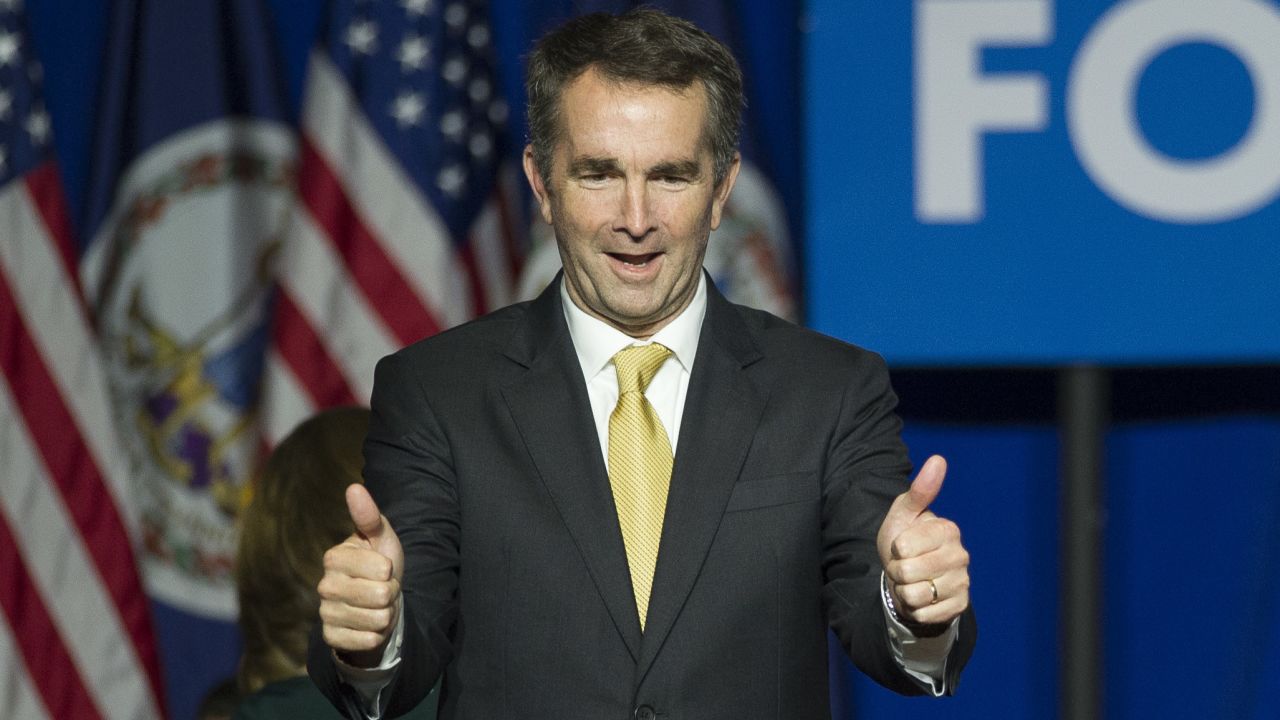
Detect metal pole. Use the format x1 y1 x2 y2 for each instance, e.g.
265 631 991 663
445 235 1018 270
1059 365 1108 720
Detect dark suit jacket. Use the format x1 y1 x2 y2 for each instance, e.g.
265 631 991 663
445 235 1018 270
309 276 976 719
232 677 437 720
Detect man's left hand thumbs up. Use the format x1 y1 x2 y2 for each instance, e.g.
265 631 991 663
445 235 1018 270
876 455 971 626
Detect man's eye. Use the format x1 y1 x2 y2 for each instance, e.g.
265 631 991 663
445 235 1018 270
657 175 689 186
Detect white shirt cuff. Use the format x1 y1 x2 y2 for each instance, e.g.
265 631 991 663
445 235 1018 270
880 572 958 696
332 596 405 719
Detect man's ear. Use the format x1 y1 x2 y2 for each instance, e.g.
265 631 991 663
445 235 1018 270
523 145 554 225
709 152 741 231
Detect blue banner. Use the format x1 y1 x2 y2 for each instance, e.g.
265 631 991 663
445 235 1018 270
806 0 1280 365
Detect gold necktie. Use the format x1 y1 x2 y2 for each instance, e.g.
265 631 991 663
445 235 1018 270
608 343 674 631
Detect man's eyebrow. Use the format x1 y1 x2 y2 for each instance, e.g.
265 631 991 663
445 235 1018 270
567 156 621 175
649 160 703 179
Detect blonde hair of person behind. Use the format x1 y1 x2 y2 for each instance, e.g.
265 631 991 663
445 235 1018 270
236 406 371 695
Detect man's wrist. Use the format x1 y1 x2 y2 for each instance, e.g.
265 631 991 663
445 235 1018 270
337 647 389 670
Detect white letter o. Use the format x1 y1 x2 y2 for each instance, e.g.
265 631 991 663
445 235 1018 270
1068 0 1280 223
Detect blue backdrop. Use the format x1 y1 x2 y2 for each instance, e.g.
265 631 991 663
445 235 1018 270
806 0 1280 366
804 1 1280 718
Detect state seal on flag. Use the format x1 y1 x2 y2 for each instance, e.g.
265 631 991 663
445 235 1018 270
84 119 296 619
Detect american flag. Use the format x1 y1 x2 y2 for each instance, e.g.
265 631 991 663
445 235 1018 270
0 3 165 718
261 0 522 441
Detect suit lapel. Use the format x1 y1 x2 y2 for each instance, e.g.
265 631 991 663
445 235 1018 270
499 281 643 659
636 284 767 681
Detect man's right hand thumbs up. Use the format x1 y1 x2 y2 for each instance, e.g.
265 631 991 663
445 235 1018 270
317 484 405 668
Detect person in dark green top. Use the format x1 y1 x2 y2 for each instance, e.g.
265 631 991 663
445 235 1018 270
233 407 437 720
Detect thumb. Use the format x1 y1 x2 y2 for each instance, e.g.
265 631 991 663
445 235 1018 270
343 479 401 579
878 455 948 562
903 455 947 515
345 483 404 584
346 483 386 540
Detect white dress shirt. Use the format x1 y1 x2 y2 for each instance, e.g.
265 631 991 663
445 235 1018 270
561 275 705 462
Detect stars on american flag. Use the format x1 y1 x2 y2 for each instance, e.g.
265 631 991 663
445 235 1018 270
436 163 465 197
0 27 20 67
466 23 489 49
0 0 52 185
23 100 47 142
439 109 464 141
331 0 506 222
441 55 466 86
345 19 378 55
397 33 430 71
468 76 490 103
401 0 433 18
443 3 467 31
467 131 491 160
391 90 426 128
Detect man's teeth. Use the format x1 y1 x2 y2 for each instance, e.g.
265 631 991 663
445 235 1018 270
612 253 655 266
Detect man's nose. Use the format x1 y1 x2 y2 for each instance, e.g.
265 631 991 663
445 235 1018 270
616 180 656 240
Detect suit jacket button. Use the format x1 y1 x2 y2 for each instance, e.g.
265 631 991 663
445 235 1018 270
634 704 656 720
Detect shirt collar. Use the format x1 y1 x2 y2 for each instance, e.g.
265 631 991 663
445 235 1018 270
561 273 707 380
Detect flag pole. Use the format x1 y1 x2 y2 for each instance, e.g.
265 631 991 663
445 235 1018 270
1059 365 1108 720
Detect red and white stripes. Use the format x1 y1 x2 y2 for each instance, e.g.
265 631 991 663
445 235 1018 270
0 163 164 719
262 51 520 445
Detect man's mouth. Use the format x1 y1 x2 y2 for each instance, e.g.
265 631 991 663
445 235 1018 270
607 252 661 267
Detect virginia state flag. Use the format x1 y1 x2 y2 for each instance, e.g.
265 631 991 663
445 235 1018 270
80 0 295 626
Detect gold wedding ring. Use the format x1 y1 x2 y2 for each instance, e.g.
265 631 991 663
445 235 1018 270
928 579 939 604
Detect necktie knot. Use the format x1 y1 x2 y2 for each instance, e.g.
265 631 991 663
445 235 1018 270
612 343 672 395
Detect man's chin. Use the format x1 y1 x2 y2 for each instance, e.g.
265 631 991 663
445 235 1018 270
597 298 689 337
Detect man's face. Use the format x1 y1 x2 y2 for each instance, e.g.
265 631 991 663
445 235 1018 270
523 68 739 338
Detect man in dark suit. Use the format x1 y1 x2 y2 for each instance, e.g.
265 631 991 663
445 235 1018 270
309 9 976 719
